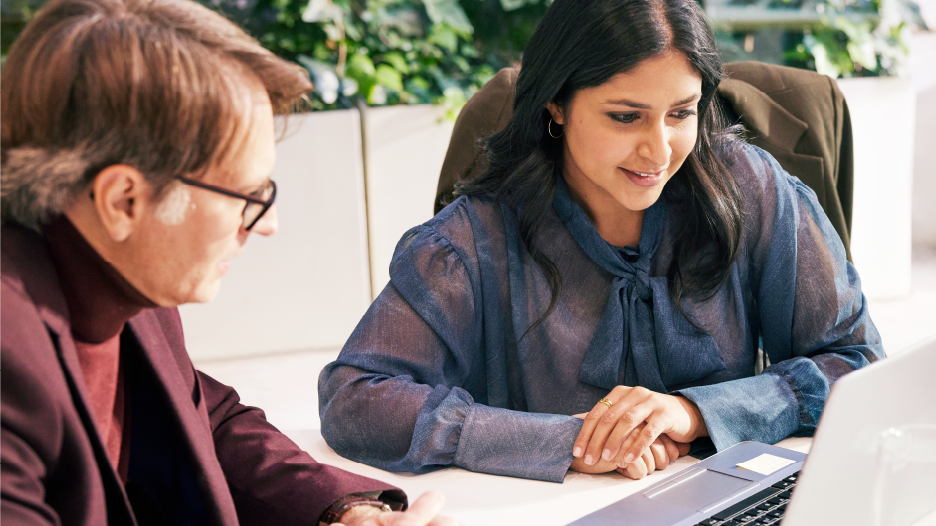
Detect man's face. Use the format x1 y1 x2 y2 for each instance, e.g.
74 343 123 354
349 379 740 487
128 94 277 306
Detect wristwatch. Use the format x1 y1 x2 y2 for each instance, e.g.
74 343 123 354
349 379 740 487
319 494 393 525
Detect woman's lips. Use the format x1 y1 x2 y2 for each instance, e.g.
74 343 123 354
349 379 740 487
621 167 665 187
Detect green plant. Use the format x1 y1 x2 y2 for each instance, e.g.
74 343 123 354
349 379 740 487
217 0 496 115
218 0 554 114
801 0 913 77
4 0 540 114
460 0 549 68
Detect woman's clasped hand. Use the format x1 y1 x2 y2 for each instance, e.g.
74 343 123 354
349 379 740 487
570 387 706 479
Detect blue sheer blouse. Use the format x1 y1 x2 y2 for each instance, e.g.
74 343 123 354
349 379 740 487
318 142 883 483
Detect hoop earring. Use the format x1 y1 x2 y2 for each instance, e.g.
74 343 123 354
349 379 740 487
548 118 564 139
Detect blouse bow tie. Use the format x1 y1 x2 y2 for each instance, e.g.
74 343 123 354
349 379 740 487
553 180 669 393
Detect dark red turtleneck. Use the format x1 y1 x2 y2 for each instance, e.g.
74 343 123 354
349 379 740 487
43 216 157 479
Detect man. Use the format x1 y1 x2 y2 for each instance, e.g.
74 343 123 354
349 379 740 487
0 0 456 524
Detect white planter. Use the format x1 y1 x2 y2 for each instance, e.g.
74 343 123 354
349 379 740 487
911 32 936 248
837 76 915 300
179 109 372 361
362 104 455 297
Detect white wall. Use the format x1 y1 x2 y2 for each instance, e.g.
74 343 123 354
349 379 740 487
911 31 936 249
838 77 915 299
362 105 455 297
179 110 372 361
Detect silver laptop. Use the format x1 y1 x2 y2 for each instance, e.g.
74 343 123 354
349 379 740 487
568 334 936 526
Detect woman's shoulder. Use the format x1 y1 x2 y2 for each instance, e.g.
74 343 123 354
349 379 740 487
718 140 784 187
420 194 501 239
392 195 504 266
716 140 813 210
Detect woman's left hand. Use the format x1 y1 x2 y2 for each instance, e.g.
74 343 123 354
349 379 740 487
572 386 708 468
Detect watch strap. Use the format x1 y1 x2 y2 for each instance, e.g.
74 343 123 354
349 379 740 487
320 494 392 524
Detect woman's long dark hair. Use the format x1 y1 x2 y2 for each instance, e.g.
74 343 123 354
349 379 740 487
456 0 744 330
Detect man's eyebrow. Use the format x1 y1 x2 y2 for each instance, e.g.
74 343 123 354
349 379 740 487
241 176 273 194
604 94 701 108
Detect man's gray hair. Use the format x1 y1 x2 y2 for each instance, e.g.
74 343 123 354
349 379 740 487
1 147 95 231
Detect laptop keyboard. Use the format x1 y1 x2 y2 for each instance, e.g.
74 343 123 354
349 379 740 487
694 471 800 526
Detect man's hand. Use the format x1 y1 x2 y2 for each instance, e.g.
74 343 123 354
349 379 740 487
335 491 460 526
573 387 706 472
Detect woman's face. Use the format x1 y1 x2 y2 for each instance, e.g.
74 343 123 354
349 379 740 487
548 51 702 223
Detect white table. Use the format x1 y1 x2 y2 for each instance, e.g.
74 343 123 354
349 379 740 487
289 431 808 525
286 430 936 525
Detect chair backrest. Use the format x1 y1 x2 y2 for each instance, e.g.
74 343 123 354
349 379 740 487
434 61 854 260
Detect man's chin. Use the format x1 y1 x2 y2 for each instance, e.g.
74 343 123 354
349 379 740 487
191 282 223 304
173 278 224 306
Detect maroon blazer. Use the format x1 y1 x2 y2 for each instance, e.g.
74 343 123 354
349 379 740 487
0 224 405 525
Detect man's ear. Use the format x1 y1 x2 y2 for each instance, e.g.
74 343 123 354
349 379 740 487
546 101 565 125
90 165 151 243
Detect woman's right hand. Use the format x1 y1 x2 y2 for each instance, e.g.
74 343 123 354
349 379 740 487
569 419 691 479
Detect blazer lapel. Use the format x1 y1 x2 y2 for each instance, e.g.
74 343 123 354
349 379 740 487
126 311 239 525
719 78 808 152
23 238 138 526
718 78 828 208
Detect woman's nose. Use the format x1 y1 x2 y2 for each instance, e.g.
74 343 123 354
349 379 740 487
637 120 672 168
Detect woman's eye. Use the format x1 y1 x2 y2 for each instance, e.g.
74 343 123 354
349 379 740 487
672 109 697 120
609 113 639 124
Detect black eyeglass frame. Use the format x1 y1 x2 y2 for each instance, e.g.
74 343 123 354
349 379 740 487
176 176 277 231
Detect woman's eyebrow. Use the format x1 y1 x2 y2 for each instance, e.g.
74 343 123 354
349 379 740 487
604 94 701 108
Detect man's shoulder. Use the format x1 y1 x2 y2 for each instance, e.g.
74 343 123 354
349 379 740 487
1 228 74 433
1 223 59 330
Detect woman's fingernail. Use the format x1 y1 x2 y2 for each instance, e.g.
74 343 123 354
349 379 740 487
573 447 581 457
624 453 635 463
602 449 611 460
585 455 594 465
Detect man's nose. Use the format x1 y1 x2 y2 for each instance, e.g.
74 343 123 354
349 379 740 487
251 204 278 236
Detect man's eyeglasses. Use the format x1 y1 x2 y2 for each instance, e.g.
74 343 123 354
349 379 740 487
177 176 277 231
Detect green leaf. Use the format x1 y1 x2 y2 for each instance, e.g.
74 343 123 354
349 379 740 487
440 86 468 121
499 0 528 11
347 52 376 78
381 52 411 74
346 53 377 98
804 35 842 77
846 39 877 70
423 0 473 34
407 75 430 91
375 64 404 92
428 24 459 52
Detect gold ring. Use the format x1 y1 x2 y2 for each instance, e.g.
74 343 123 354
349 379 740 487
598 398 613 410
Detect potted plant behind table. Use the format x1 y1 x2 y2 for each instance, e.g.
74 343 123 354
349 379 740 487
292 0 498 295
190 0 501 297
178 0 492 358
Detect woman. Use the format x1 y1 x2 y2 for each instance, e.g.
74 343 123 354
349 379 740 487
319 0 883 483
